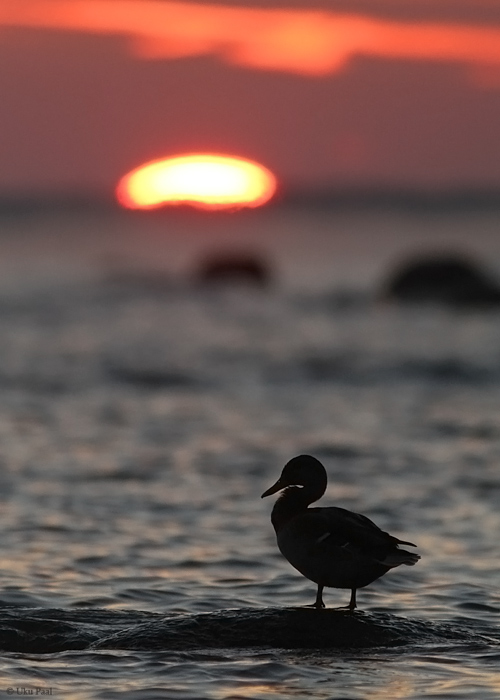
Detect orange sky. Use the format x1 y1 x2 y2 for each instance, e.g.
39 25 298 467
1 0 499 193
3 0 500 76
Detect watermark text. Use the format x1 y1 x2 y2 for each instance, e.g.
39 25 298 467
6 689 54 696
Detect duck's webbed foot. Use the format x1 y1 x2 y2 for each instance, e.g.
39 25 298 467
304 585 325 608
334 589 357 612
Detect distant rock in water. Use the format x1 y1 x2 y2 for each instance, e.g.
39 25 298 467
383 254 500 307
196 253 271 287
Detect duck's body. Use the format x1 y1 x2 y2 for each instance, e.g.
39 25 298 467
262 455 420 610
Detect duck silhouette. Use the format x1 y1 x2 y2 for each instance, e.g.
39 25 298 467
262 455 420 610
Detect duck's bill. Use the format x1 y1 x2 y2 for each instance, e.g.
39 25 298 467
261 478 285 498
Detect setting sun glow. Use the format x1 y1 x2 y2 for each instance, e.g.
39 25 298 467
116 154 277 210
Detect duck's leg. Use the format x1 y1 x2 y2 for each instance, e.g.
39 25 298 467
348 588 357 611
314 584 325 609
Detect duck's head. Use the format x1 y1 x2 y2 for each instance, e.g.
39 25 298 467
261 454 327 499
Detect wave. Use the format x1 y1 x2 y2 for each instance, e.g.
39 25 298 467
265 355 495 385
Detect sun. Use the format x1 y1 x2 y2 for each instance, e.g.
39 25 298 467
116 154 277 210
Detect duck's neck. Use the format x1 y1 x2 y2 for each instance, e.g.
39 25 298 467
271 481 325 533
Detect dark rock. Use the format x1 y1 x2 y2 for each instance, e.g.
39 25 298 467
0 616 97 653
0 607 494 653
383 254 500 307
196 253 271 286
90 607 485 651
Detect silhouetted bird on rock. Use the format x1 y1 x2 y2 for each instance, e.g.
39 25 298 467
262 455 420 610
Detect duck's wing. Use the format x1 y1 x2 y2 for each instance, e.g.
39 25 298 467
304 506 419 566
315 506 417 547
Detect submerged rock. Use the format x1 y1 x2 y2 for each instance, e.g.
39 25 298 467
0 607 495 653
383 254 500 307
90 607 488 651
0 615 97 653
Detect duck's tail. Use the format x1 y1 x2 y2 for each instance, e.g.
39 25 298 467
396 538 417 547
379 548 421 567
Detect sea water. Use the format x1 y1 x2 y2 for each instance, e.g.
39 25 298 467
0 203 499 698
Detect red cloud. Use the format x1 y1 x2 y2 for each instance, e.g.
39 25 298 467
2 0 500 78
